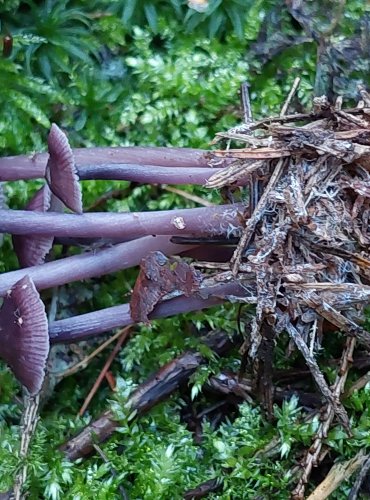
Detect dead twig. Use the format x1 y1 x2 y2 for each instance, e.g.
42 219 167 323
13 394 41 500
307 449 367 500
58 327 130 380
280 77 301 118
78 327 131 416
211 82 255 144
357 85 370 107
240 81 253 125
284 318 350 432
292 336 356 499
205 159 263 189
344 371 370 398
183 478 223 499
161 185 214 207
230 158 285 274
348 453 370 500
61 331 240 460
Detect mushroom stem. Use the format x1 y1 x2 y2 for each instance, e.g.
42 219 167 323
0 147 214 181
0 204 243 239
49 280 250 343
0 236 194 296
78 164 222 185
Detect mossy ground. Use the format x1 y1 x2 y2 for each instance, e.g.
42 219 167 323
1 1 370 498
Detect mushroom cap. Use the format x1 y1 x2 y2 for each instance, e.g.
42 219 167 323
45 123 83 214
12 185 54 268
0 275 49 395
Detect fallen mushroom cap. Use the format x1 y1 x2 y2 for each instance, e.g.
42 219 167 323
0 275 49 395
45 123 83 214
12 185 54 268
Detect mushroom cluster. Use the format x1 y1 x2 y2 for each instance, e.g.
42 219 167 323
0 124 244 393
2 91 370 498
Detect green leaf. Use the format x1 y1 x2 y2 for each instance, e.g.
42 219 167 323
226 5 244 39
122 0 138 24
208 11 225 37
39 53 53 81
206 0 223 16
7 90 50 128
144 3 158 33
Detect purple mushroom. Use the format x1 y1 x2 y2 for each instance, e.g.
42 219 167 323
45 124 83 214
0 275 49 394
12 185 54 268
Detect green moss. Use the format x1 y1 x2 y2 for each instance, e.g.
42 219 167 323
0 1 369 498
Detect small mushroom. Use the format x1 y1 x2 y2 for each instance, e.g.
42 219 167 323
12 185 54 268
0 275 49 395
45 123 83 214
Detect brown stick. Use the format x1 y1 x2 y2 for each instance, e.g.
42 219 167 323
59 328 128 380
348 453 370 500
292 336 356 499
280 77 301 117
13 394 41 499
285 318 350 431
183 478 223 499
60 331 239 461
78 327 131 416
161 185 215 207
307 449 367 500
230 157 285 274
